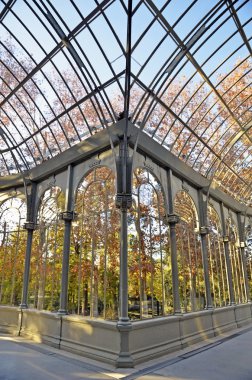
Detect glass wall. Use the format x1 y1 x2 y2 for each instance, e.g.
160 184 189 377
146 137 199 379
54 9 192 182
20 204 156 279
1 167 251 318
28 187 65 311
174 191 205 312
207 205 229 307
69 167 120 319
0 198 26 306
128 168 172 319
226 216 246 304
245 223 252 300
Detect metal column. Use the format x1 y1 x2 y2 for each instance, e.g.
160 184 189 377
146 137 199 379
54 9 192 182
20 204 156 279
198 189 213 309
237 212 250 302
116 0 134 367
220 202 235 305
166 169 181 314
20 182 37 309
58 164 75 315
115 138 133 367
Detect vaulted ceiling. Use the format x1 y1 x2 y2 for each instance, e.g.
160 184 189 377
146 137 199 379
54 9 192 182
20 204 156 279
0 0 251 204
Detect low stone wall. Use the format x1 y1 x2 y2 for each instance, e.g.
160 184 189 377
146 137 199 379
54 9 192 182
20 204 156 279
60 315 120 364
0 303 251 367
212 306 237 334
21 309 61 347
0 306 20 334
130 315 182 363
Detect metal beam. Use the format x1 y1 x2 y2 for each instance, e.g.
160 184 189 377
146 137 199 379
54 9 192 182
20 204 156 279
0 0 16 22
144 0 252 142
227 0 252 56
0 0 114 110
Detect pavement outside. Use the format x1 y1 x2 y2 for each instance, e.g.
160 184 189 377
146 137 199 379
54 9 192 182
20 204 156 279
0 324 252 380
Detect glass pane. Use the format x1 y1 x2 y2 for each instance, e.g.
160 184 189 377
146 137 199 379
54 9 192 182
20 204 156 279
0 198 27 306
69 167 119 320
29 187 64 311
128 168 172 320
174 191 205 312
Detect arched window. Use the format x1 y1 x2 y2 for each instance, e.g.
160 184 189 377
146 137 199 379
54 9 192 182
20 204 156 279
226 216 246 304
245 222 252 299
207 205 229 307
69 167 119 320
128 168 172 319
29 187 65 311
174 191 205 312
0 197 26 306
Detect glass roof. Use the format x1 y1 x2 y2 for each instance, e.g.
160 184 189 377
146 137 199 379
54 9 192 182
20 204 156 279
0 0 251 205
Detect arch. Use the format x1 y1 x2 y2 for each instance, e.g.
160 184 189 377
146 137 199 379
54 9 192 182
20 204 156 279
207 204 229 307
0 197 27 306
174 190 205 312
69 166 119 319
28 186 65 311
128 167 172 319
226 215 246 304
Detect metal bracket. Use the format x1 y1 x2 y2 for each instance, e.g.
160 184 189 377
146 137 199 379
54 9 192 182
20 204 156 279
23 221 37 231
59 211 78 221
115 193 132 210
167 213 180 224
200 226 209 235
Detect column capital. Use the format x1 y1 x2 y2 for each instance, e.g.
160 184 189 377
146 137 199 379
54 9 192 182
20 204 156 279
167 213 180 224
59 211 77 221
23 221 37 230
116 193 132 210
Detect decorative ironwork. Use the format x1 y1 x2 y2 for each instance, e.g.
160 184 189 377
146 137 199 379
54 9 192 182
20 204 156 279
89 159 101 169
115 193 132 210
167 214 180 225
59 211 77 221
23 221 37 231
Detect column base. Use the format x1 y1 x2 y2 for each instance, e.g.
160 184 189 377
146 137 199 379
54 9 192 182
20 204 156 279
117 320 134 368
57 309 68 315
116 352 134 368
174 311 183 316
118 317 130 324
19 303 28 309
205 305 214 310
174 304 183 314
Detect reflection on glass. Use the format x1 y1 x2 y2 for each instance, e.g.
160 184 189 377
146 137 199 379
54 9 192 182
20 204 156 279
174 191 205 312
128 168 172 320
0 198 26 306
207 205 229 307
69 167 119 320
226 216 246 304
29 187 64 311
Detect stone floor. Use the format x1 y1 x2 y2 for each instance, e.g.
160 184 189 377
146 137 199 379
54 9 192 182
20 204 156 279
0 325 252 380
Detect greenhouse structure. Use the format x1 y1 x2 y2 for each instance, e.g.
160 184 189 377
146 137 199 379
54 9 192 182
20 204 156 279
0 0 252 368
